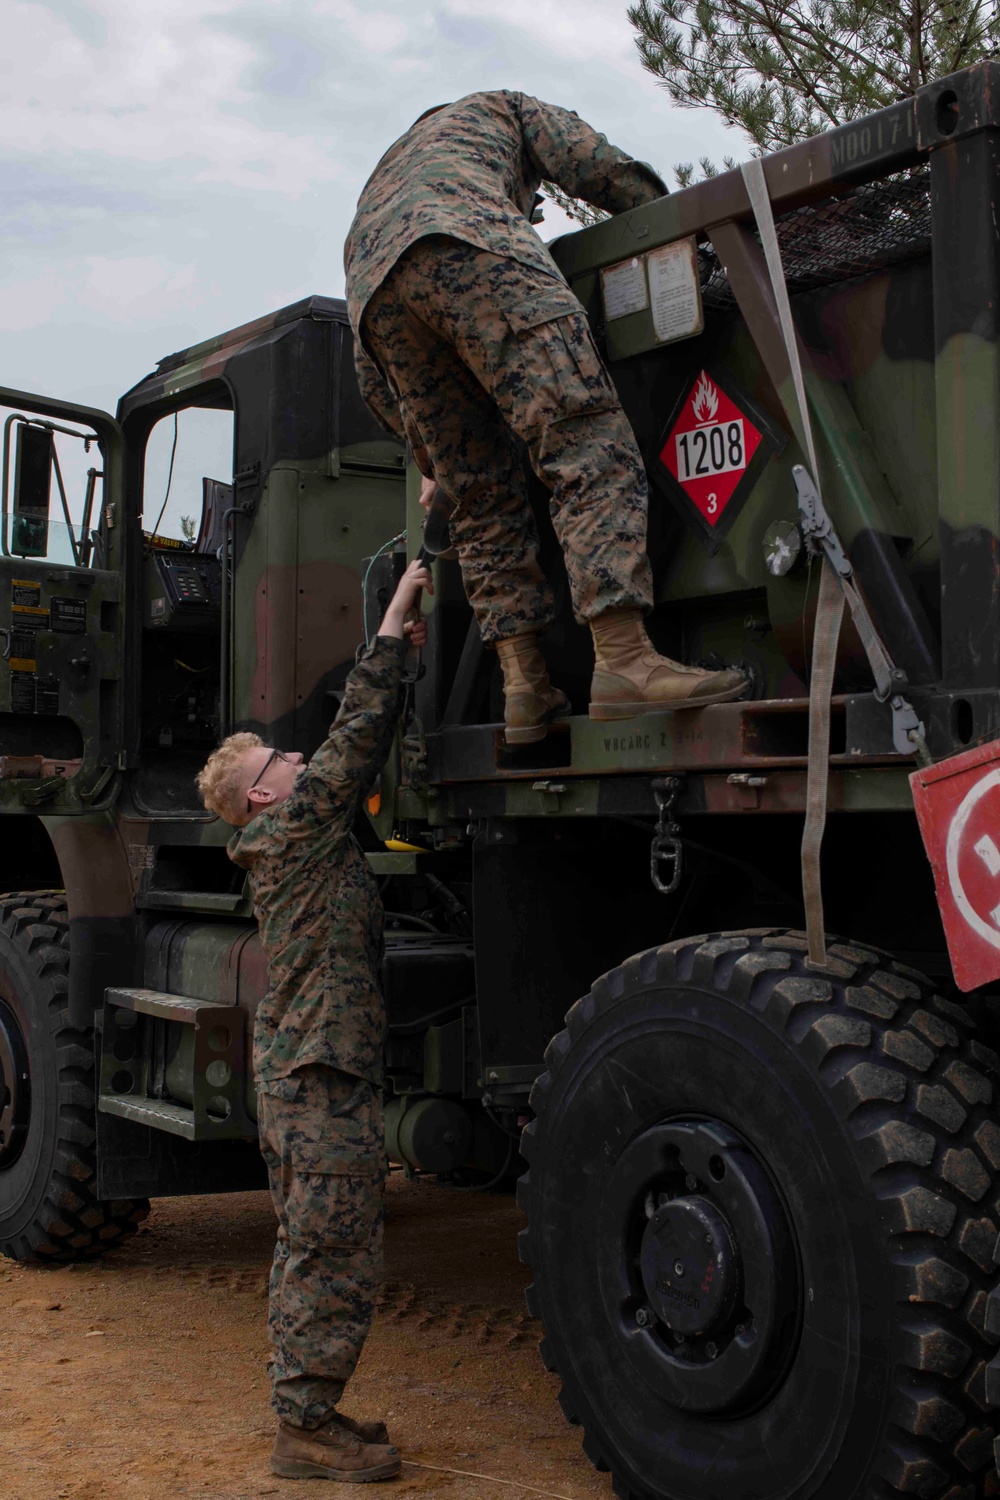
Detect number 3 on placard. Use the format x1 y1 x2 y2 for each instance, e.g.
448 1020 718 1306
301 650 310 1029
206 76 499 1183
707 492 718 515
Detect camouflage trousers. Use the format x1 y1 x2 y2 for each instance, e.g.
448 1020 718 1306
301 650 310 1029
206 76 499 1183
360 235 654 644
257 1065 384 1430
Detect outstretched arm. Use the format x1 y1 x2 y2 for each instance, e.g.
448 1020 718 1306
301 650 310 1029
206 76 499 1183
516 93 668 215
276 560 433 834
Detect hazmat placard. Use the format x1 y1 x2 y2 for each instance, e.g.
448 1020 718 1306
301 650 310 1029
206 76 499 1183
660 371 763 526
651 367 784 547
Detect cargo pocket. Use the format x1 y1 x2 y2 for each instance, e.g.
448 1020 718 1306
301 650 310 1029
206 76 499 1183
256 1074 304 1173
256 1075 304 1104
502 289 617 429
288 1142 382 1252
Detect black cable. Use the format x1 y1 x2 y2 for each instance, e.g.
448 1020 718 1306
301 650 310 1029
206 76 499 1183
432 1137 515 1194
383 912 442 935
482 1098 524 1144
387 996 472 1036
149 412 179 540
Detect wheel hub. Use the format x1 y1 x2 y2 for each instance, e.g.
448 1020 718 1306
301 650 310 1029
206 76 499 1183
641 1194 738 1336
0 997 30 1169
601 1116 801 1416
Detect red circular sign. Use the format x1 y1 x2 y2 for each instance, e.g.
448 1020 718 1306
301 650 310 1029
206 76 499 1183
946 767 1000 952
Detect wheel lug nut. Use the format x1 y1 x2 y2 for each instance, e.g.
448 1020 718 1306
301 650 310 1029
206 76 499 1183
705 1341 718 1359
673 1259 685 1277
684 1173 697 1190
635 1306 654 1328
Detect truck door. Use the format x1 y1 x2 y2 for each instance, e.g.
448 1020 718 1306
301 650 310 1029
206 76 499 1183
0 388 125 813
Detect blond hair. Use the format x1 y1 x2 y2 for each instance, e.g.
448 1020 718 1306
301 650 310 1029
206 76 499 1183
197 731 267 825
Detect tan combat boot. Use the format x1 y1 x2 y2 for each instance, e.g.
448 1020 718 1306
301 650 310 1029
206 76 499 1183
495 634 570 745
337 1413 390 1445
270 1418 401 1482
589 609 746 719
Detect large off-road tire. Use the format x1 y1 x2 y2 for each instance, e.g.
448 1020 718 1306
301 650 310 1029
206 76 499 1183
518 929 1000 1500
0 892 148 1261
985 1247 1000 1475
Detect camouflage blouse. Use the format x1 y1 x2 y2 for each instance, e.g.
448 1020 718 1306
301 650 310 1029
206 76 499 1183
344 89 667 338
228 637 405 1087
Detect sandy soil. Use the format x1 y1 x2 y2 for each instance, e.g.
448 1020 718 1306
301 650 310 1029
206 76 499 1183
0 1175 614 1500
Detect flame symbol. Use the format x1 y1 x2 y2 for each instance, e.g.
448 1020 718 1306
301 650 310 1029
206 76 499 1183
692 373 719 424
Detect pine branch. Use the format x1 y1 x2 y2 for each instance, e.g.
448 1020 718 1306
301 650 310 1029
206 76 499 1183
629 0 1000 153
541 182 611 227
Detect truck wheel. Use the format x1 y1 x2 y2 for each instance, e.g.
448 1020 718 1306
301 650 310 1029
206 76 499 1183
0 893 148 1261
986 1250 1000 1475
519 929 1000 1500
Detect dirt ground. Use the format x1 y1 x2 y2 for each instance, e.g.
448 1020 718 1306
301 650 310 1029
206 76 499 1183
0 1174 614 1500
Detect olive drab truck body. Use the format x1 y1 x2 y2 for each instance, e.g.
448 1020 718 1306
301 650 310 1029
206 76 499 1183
5 61 1000 1500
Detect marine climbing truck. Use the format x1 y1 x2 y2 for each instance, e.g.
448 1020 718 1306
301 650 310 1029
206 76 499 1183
7 57 1000 1500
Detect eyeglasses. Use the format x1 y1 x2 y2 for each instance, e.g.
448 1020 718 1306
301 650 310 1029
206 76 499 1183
246 749 290 814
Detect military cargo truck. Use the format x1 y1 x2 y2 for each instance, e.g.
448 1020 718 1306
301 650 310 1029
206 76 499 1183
6 57 1000 1500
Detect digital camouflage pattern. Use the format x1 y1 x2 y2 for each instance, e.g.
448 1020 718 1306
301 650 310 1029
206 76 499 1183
258 1064 384 1428
344 89 666 344
227 635 405 1086
360 236 654 643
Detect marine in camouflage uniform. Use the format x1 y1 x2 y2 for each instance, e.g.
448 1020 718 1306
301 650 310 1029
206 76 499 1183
345 89 662 643
228 636 405 1440
345 90 746 737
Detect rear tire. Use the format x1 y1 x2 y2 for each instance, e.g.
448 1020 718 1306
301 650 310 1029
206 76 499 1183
518 929 1000 1499
0 892 148 1262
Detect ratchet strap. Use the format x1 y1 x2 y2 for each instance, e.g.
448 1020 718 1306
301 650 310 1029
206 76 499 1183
801 565 845 963
741 158 840 966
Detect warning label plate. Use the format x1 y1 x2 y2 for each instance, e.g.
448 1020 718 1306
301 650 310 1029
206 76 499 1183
647 240 703 344
659 370 764 529
600 256 649 322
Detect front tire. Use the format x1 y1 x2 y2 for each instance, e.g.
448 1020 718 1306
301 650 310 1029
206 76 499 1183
0 893 148 1261
518 929 1000 1500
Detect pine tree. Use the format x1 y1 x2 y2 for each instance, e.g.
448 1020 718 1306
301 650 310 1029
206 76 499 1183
628 0 1000 154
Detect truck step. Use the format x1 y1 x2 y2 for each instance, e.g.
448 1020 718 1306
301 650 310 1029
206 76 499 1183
99 1094 202 1140
104 986 234 1025
98 987 256 1142
136 890 252 916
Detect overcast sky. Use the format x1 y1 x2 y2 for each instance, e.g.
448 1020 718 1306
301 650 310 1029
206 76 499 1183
2 0 741 536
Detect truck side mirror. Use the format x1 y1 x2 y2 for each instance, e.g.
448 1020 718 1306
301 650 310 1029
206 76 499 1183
12 423 53 558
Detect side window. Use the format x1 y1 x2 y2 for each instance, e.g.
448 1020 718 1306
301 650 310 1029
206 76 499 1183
1 405 107 568
143 407 234 548
137 403 234 808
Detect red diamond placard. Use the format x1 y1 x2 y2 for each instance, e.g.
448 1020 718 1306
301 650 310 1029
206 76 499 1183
659 371 764 528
